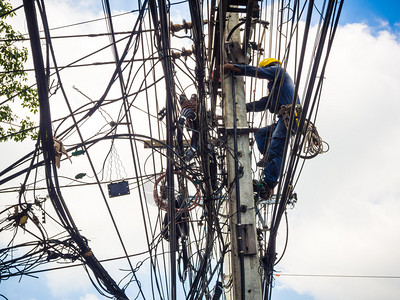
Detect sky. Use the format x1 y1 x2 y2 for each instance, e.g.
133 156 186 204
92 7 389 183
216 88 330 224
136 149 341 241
1 0 400 300
272 1 400 299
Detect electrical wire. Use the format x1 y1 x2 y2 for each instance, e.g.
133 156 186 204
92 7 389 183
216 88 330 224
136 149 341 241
1 1 343 299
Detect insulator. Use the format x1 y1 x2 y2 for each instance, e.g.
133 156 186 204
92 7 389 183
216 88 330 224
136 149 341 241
180 47 193 61
170 22 184 33
181 47 193 55
75 173 86 180
72 149 85 156
171 19 193 34
182 19 192 33
172 51 181 59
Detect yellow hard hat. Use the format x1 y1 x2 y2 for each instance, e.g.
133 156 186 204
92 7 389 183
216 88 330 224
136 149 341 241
258 58 282 67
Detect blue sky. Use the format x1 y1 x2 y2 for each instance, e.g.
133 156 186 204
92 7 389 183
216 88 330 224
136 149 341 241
340 0 400 34
340 0 400 24
2 1 400 300
103 0 400 28
273 286 315 300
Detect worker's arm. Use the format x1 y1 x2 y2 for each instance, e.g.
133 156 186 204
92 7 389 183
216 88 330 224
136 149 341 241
223 63 241 73
246 96 269 112
233 64 279 81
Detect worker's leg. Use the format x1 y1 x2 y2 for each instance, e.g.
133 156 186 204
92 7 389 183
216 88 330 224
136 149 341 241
183 115 198 162
177 117 186 156
190 118 199 151
262 118 286 188
254 125 274 155
255 124 275 167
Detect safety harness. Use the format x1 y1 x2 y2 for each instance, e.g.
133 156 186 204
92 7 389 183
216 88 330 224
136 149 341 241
278 103 303 134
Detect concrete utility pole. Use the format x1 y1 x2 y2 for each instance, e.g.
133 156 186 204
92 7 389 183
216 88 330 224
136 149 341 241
223 11 262 300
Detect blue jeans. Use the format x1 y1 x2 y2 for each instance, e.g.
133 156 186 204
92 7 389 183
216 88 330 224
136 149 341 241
255 117 287 189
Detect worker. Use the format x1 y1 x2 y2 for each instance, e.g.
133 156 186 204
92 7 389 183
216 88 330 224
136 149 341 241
223 58 300 199
177 93 199 162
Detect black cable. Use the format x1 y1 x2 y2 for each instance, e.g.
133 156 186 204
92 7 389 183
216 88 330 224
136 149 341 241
274 210 289 265
26 1 130 297
148 0 181 298
0 4 23 18
3 1 347 299
263 1 344 299
37 9 143 32
0 30 155 44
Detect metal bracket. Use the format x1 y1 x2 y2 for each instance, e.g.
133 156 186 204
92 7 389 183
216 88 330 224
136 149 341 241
221 127 257 134
237 224 257 255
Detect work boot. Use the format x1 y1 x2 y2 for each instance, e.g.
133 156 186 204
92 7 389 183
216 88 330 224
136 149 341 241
252 179 272 200
256 156 268 168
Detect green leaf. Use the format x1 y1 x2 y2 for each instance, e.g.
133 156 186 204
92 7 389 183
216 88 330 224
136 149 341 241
0 0 38 142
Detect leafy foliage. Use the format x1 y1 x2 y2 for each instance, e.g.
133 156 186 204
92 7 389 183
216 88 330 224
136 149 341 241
0 0 38 142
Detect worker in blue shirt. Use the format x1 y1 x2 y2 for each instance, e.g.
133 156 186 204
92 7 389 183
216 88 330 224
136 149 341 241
223 58 300 199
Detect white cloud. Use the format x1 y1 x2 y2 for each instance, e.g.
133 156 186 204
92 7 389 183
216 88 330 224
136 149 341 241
274 23 400 300
79 294 100 300
45 267 94 299
3 2 400 300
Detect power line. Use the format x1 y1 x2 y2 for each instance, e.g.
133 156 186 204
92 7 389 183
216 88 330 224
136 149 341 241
1 0 345 299
275 273 400 279
0 58 160 74
0 29 154 42
37 9 141 32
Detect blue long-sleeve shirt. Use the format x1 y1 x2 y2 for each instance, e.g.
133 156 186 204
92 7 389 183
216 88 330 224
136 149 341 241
233 64 300 114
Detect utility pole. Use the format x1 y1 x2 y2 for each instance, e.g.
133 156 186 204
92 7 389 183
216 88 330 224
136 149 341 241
222 11 262 300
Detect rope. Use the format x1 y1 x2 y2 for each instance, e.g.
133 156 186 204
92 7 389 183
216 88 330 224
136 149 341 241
299 120 329 159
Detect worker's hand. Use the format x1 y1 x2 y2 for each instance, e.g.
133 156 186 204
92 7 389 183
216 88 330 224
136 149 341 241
223 63 240 73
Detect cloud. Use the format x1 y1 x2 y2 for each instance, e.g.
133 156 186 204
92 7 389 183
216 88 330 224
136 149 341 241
79 294 101 300
273 23 400 300
1 1 195 299
45 266 94 299
3 1 400 300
